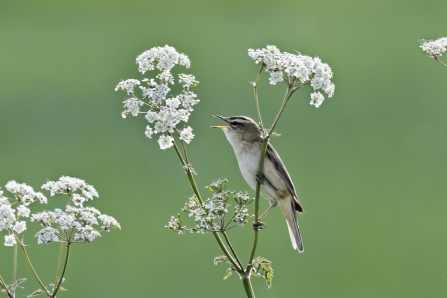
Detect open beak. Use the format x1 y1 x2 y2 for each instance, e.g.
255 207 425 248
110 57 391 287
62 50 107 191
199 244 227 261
211 115 229 129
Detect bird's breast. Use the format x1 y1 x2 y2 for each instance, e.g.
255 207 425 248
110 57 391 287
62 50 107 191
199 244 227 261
230 140 288 202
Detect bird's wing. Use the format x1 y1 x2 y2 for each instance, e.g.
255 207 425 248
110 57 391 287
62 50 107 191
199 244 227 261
259 138 304 213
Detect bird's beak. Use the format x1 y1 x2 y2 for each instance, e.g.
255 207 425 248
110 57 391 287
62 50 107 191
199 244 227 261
211 115 229 129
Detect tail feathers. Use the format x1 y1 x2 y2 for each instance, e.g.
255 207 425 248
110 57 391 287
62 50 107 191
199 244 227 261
279 199 304 252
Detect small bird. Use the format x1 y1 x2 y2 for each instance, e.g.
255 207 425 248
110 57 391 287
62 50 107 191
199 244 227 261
212 115 304 252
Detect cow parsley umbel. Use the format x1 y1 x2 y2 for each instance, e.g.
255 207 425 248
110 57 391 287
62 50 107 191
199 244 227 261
420 36 447 68
248 45 335 108
115 45 200 150
0 176 120 298
166 179 253 234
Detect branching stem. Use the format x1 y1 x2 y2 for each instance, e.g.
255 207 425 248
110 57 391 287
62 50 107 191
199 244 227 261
14 235 51 297
51 243 71 298
170 138 243 272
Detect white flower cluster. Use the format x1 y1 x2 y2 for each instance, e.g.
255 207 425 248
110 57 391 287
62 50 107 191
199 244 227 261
165 214 188 234
166 179 253 234
32 204 120 244
233 192 253 226
420 37 447 59
5 180 47 205
1 176 120 246
42 176 98 206
1 182 50 246
115 45 200 150
248 45 335 108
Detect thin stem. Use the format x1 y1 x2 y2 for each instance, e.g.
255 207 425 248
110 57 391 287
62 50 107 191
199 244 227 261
267 85 293 138
51 243 71 298
13 241 17 287
0 276 14 298
180 140 190 165
248 82 295 266
435 57 447 68
253 65 265 131
14 235 50 297
211 233 242 272
170 137 242 272
247 137 268 265
170 135 187 167
53 242 64 291
221 232 243 270
242 276 255 298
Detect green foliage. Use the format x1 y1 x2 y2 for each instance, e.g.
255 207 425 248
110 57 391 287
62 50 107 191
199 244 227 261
251 257 274 289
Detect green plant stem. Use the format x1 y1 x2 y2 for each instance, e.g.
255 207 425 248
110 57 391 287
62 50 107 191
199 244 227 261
13 242 17 287
51 243 71 298
253 65 265 131
14 235 50 297
242 275 255 298
170 139 242 272
221 232 243 270
0 276 14 298
53 242 64 291
248 82 295 266
435 57 447 68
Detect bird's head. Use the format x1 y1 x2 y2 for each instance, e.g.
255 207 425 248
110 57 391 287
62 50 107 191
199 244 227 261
212 115 262 143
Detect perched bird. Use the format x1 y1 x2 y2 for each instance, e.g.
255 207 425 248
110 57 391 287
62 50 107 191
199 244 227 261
212 115 304 252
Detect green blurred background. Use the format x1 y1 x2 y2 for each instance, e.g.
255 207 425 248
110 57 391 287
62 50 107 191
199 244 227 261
1 0 447 297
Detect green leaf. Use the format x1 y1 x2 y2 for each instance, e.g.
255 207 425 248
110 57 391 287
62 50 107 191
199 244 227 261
213 255 230 265
223 268 232 280
252 256 274 289
27 289 46 297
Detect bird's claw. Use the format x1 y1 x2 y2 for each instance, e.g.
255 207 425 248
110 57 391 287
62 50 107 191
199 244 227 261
252 221 267 231
256 172 265 185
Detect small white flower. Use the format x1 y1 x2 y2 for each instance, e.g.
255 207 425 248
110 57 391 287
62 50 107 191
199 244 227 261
310 92 325 108
41 176 96 199
158 135 174 150
145 110 158 123
0 204 16 231
420 37 447 59
5 181 37 205
13 221 26 234
157 69 174 85
31 211 54 226
72 194 86 207
80 210 98 226
178 91 199 110
74 226 101 243
122 98 145 117
145 125 153 138
179 127 194 144
54 211 77 232
4 234 16 246
136 45 190 74
17 205 30 217
115 79 141 95
35 192 48 204
165 98 181 109
36 227 59 244
98 215 121 231
178 74 198 89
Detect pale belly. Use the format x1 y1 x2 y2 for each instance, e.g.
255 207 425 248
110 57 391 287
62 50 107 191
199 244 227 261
234 143 288 205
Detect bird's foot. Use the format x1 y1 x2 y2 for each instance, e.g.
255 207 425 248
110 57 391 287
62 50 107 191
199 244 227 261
252 221 267 231
255 172 265 185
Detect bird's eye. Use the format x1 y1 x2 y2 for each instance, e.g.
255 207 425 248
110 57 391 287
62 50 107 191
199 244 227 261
231 121 238 126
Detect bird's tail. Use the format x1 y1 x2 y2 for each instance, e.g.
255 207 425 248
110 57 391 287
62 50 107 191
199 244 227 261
278 198 304 252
